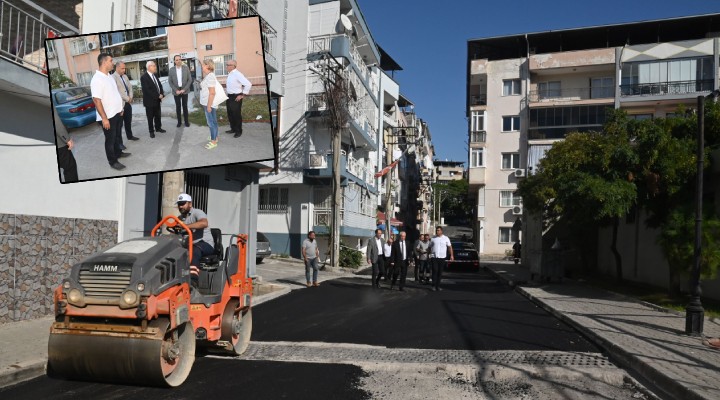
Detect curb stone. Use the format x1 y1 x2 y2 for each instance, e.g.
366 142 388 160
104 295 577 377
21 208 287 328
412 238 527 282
0 359 46 389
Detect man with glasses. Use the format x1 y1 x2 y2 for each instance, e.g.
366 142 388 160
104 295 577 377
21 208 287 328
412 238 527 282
176 193 215 286
140 60 166 138
224 59 252 138
168 55 192 128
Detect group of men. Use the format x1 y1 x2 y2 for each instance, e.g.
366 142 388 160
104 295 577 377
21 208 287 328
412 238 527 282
88 53 251 172
367 226 454 292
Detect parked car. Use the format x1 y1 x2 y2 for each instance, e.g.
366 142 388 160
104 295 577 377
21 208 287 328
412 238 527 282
446 241 480 272
51 87 96 129
256 232 271 264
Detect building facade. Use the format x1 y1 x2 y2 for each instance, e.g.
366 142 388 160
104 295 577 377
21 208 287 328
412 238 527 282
467 14 720 297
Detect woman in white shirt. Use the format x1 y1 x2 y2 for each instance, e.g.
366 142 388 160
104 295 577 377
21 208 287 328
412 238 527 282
199 59 219 149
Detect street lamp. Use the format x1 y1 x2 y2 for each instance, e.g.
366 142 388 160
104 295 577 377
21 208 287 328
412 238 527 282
686 89 720 336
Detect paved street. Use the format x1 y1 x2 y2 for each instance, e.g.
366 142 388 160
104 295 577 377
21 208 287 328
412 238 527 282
0 261 657 399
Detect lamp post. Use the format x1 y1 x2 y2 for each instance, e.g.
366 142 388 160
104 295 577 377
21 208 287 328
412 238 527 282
686 90 720 336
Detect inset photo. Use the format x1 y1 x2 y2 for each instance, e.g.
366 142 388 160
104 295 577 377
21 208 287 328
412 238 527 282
46 16 275 183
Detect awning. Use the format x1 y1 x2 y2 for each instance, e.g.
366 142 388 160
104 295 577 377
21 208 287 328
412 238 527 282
377 211 403 226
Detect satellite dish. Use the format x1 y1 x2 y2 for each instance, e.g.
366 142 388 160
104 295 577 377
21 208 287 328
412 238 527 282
340 14 353 32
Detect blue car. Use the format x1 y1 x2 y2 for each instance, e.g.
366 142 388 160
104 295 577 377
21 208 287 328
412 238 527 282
52 87 96 129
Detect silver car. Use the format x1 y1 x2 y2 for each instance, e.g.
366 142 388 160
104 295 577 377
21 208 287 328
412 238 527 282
256 232 271 264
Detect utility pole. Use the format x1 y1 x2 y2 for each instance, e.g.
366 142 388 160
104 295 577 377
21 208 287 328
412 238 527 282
384 130 393 238
331 124 342 269
161 171 184 220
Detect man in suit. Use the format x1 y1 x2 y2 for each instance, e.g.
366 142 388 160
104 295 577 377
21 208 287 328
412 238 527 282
389 231 411 291
113 61 139 144
366 228 386 290
168 55 192 127
53 105 78 182
140 60 165 138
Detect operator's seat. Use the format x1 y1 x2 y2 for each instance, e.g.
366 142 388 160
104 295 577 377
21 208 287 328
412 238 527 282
200 228 223 266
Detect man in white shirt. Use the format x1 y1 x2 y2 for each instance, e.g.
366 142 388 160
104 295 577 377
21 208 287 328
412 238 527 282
429 226 454 291
91 53 130 170
366 228 386 289
224 59 252 138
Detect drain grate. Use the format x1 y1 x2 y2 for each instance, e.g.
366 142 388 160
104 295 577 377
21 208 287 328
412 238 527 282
240 342 615 368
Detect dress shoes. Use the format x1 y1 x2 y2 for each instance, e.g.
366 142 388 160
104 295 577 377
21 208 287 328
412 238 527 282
225 129 235 134
127 136 139 141
110 162 126 170
233 132 243 138
157 128 167 133
150 132 155 138
118 152 131 158
177 122 182 127
185 121 190 127
119 144 126 150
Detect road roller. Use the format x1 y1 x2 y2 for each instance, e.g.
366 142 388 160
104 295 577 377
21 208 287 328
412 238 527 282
47 216 254 387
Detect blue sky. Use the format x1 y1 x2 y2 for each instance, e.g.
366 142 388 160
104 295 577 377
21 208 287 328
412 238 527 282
359 0 720 163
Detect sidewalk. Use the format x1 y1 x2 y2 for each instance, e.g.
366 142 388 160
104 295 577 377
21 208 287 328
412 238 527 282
485 261 720 400
0 258 357 389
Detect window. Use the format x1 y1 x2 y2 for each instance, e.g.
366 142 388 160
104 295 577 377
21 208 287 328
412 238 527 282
621 57 713 95
204 54 234 76
500 190 522 207
502 79 521 96
629 114 653 120
195 20 234 32
501 153 520 169
470 148 484 168
70 38 88 56
184 172 210 212
502 116 520 132
591 77 614 99
259 187 289 212
499 227 512 243
470 111 485 132
76 72 93 86
538 81 561 99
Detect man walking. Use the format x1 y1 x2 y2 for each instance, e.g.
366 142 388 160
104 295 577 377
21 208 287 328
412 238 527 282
113 61 139 144
224 59 252 138
91 53 130 171
53 107 78 182
168 55 192 127
429 227 453 291
389 231 411 291
415 234 431 284
140 60 165 138
366 228 386 289
302 231 320 288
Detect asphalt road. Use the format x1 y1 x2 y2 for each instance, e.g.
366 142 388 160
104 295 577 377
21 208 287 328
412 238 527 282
0 267 655 399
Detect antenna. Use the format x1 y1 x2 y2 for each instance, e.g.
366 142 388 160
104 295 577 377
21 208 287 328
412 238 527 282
340 14 353 33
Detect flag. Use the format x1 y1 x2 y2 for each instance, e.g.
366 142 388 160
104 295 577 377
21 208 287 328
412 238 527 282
42 30 57 75
374 158 400 178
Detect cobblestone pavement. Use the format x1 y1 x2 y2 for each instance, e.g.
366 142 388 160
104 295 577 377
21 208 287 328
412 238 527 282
485 262 720 400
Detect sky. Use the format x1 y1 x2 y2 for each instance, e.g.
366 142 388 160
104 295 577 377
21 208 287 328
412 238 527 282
359 0 720 163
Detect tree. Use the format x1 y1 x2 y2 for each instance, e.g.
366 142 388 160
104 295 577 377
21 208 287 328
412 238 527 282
518 117 638 281
433 179 471 224
49 68 73 89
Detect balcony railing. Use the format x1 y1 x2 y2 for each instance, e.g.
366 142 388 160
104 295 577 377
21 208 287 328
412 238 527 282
314 208 344 227
528 87 614 102
470 94 487 106
470 131 486 143
0 0 71 74
307 93 326 112
620 80 713 97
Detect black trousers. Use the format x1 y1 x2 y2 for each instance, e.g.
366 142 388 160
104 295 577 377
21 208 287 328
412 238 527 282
101 113 123 165
226 94 243 133
174 93 189 124
145 104 162 133
390 260 408 289
119 102 134 139
431 258 447 289
57 145 78 182
372 257 386 286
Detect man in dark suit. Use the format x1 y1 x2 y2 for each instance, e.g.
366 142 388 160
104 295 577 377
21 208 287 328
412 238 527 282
389 231 411 291
168 55 192 127
366 228 386 290
140 60 165 138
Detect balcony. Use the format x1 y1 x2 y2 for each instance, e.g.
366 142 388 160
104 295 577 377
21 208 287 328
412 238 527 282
469 131 486 145
470 94 487 106
529 48 615 71
620 79 713 98
528 87 614 105
308 33 378 97
304 151 377 194
468 167 486 186
313 208 374 237
383 110 396 126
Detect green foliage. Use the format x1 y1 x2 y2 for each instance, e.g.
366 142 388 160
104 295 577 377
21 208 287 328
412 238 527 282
432 179 472 222
339 243 363 269
49 68 73 89
658 207 720 280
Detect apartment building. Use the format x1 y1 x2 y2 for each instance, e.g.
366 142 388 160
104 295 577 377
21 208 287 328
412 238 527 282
434 160 465 182
467 14 720 294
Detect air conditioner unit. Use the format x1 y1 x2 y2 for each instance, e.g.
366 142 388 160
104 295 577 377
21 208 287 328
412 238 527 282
309 153 327 168
512 206 523 215
514 169 526 178
87 41 99 50
47 50 56 59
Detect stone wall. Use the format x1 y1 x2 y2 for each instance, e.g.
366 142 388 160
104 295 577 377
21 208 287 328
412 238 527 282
0 213 117 323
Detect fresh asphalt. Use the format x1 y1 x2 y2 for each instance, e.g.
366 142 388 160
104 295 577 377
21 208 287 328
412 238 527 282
0 269 598 398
